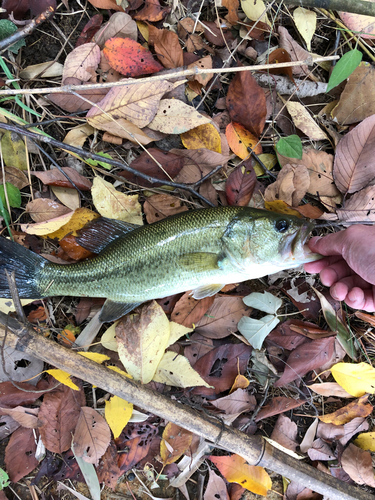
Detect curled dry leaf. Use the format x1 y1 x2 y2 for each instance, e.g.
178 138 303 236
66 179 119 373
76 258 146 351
75 14 103 47
143 194 188 223
285 101 328 141
334 113 375 194
26 199 72 223
148 25 184 69
148 99 211 134
86 79 172 129
264 164 310 207
33 167 92 191
278 26 310 78
133 0 171 22
103 37 163 77
93 12 137 49
319 395 373 425
62 42 101 84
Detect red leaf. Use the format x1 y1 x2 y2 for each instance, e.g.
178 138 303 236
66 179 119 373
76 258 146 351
4 427 38 482
226 70 266 137
75 14 103 47
171 292 215 328
255 396 304 422
274 337 336 387
32 167 92 191
0 381 45 407
103 37 163 77
226 159 257 206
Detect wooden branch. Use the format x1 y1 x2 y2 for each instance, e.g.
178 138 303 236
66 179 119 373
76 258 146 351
276 0 375 17
0 312 374 500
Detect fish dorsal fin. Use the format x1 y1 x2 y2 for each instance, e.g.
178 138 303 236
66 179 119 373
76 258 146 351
178 252 219 272
99 299 142 323
192 284 225 300
76 217 141 254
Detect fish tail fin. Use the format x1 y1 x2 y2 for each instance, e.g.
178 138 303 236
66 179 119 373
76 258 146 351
0 237 45 298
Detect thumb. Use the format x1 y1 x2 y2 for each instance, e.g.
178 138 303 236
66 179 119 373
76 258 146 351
307 232 347 256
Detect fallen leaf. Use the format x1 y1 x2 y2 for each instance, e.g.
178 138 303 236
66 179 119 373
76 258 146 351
285 101 328 141
32 167 92 191
63 123 94 148
51 186 80 211
255 396 304 421
4 427 38 483
271 414 298 452
308 382 353 398
243 291 282 314
26 199 71 222
148 99 211 134
225 122 262 159
331 362 375 397
160 423 193 465
46 369 80 390
319 395 373 425
148 25 184 69
88 0 125 10
181 123 221 153
187 55 213 87
73 407 111 465
143 193 188 223
210 389 256 420
209 454 272 495
204 469 229 500
339 417 369 446
332 185 375 223
19 61 63 79
75 14 103 47
133 0 171 22
341 443 375 487
0 165 29 189
105 396 133 439
278 26 310 78
152 351 212 387
93 12 137 49
171 292 215 328
226 71 266 137
355 432 375 451
87 79 172 130
62 42 101 83
293 7 316 51
308 438 335 461
275 337 336 387
91 176 143 224
238 314 280 350
116 301 170 384
225 160 257 206
264 163 310 207
0 406 38 429
103 37 163 77
334 113 375 194
47 86 109 113
266 48 295 83
1 131 27 170
240 0 270 25
339 6 375 39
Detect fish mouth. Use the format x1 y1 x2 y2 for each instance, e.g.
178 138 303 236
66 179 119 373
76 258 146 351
280 221 322 263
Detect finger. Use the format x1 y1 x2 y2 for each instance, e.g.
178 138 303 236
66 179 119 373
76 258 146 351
307 234 347 256
319 260 354 286
304 256 344 275
331 274 372 292
345 287 375 312
330 281 349 301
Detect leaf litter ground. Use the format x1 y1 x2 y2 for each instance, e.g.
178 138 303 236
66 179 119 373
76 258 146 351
1 1 375 499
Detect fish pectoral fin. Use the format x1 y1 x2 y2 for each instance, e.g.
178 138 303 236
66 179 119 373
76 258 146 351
76 217 141 254
178 252 219 272
192 284 225 299
99 300 142 323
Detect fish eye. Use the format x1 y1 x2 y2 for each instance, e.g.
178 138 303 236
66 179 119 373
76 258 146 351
275 219 289 233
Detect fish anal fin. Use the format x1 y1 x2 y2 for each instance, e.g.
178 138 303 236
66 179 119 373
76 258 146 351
99 299 142 323
76 217 141 254
192 284 225 300
178 253 219 272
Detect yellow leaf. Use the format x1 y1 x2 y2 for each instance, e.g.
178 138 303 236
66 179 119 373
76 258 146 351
91 176 143 224
153 351 211 388
293 7 316 52
117 301 171 384
46 369 79 390
105 395 133 439
225 122 262 159
160 422 193 465
318 395 372 425
181 123 221 153
240 0 270 26
148 99 211 134
63 123 94 148
0 298 35 314
1 131 27 170
79 352 110 363
355 432 375 451
108 365 132 378
331 362 375 397
101 321 119 351
209 454 272 495
254 153 277 176
168 321 194 347
285 101 328 141
264 200 303 217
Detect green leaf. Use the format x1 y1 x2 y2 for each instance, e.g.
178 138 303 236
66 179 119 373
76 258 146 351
72 444 101 500
0 183 21 208
326 49 362 93
0 468 10 490
86 152 112 170
276 135 303 159
243 291 282 314
0 20 26 54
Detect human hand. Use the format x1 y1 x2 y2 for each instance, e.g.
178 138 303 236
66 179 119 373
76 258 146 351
304 225 375 311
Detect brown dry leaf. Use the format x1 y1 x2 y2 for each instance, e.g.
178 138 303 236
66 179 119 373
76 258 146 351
87 79 172 129
51 186 80 211
355 311 375 327
62 42 101 84
171 292 215 328
4 427 38 483
319 395 373 425
334 113 375 194
307 438 335 461
93 12 137 49
331 63 375 125
339 6 375 40
308 382 353 398
26 199 72 223
334 185 375 223
187 55 213 87
93 117 155 144
148 99 211 134
210 389 256 423
32 167 92 191
0 166 29 189
341 443 375 487
133 0 171 22
221 0 239 24
91 176 143 224
226 160 257 206
285 101 328 141
226 70 266 137
47 86 109 113
204 470 229 500
73 407 111 465
255 396 304 422
270 414 298 452
195 296 250 339
148 25 184 69
88 0 125 10
143 194 188 223
0 406 38 429
171 148 232 183
278 26 310 78
340 417 369 446
301 149 340 198
160 422 193 465
264 164 310 207
266 48 295 83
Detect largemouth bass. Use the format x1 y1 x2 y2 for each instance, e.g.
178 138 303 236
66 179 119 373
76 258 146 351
0 207 321 322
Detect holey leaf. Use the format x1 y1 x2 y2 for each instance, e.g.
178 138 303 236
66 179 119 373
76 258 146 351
148 99 211 134
331 362 375 397
86 79 173 129
209 454 272 496
103 37 163 77
243 291 282 314
238 315 280 350
152 351 211 388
